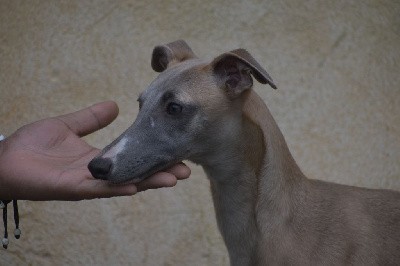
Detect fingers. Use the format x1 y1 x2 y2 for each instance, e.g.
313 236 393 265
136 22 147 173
80 173 175 199
136 172 178 192
79 179 138 200
165 162 191 180
57 101 119 137
136 163 191 192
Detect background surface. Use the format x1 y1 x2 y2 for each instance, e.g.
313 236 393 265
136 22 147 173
1 1 399 265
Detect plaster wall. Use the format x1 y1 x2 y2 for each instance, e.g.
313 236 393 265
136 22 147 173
1 1 399 265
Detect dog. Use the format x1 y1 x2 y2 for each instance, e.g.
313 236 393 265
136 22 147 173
88 40 400 265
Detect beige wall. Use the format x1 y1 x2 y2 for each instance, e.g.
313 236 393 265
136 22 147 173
1 1 399 265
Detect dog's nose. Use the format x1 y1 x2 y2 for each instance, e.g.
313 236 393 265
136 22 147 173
88 157 113 180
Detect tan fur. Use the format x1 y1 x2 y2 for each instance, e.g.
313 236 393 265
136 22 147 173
242 112 265 177
208 90 400 265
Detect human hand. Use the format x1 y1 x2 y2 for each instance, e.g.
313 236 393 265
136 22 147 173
0 101 190 200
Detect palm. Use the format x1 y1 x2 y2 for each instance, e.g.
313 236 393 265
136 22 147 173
1 117 115 200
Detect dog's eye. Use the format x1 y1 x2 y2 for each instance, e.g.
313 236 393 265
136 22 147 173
166 102 183 115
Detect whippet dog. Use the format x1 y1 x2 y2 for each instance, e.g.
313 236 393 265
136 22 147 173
88 40 400 265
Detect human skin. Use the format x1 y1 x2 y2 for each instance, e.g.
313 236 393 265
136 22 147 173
0 101 190 200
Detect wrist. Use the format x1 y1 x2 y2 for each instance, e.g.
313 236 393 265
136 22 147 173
0 135 5 158
0 135 8 198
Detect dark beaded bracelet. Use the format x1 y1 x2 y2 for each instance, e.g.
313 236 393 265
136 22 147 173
0 200 21 249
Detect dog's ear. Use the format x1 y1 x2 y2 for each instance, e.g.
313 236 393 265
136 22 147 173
212 49 277 98
151 40 197 72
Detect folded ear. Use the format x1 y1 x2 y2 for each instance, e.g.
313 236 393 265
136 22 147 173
151 40 197 72
212 49 277 99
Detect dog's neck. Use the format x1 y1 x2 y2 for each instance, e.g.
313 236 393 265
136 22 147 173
243 89 306 198
201 90 306 264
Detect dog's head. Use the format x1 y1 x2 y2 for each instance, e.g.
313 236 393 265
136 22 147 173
88 40 276 183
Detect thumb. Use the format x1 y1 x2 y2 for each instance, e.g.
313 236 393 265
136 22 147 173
57 101 119 137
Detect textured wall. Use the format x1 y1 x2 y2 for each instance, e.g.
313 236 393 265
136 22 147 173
1 0 399 265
